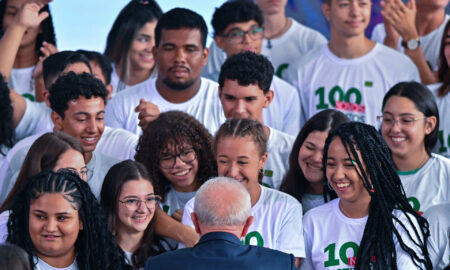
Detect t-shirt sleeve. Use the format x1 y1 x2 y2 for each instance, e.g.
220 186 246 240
300 213 314 270
371 23 386 43
15 99 40 141
394 213 427 269
181 197 195 229
105 97 126 130
277 200 306 258
423 206 449 269
282 84 301 136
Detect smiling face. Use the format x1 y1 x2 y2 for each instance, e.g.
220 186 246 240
155 28 208 90
116 179 156 235
298 130 329 192
29 193 81 263
128 21 157 72
159 143 200 193
323 0 371 39
325 138 370 206
215 20 263 57
53 149 87 181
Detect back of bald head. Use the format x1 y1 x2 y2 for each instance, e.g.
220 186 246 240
194 177 251 227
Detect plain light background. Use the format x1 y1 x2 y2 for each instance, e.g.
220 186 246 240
50 0 226 52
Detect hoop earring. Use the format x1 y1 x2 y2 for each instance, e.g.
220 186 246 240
327 181 333 191
258 168 264 184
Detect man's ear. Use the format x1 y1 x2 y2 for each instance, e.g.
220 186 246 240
105 84 113 100
51 111 63 131
322 3 331 21
215 36 225 50
201 47 210 67
191 212 201 234
43 90 51 107
263 90 274 108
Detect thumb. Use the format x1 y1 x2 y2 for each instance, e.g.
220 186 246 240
135 98 146 112
38 11 49 23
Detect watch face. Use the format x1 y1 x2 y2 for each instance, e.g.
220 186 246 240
407 39 419 50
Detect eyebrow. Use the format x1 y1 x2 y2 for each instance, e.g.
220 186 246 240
122 194 155 199
72 111 105 116
137 34 151 38
32 209 73 215
382 112 417 117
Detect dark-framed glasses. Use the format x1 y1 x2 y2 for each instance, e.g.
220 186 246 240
218 26 264 44
119 195 162 211
159 148 197 169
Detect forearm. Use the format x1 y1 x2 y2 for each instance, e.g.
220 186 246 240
404 48 438 84
154 206 199 247
10 89 26 128
0 23 27 79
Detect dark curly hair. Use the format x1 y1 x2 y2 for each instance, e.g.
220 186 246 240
323 122 432 270
101 160 167 268
43 51 92 89
7 170 131 270
48 72 107 118
280 110 349 204
218 51 273 94
135 111 217 201
0 74 14 156
212 1 263 36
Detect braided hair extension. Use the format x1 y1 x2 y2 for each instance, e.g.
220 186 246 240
7 170 131 270
0 75 14 156
135 111 217 201
322 122 432 270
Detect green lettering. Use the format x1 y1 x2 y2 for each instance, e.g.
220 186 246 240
244 231 264 246
22 93 35 101
438 130 448 154
344 87 362 104
324 243 340 267
275 63 289 78
315 87 329 109
407 197 421 212
162 205 170 213
339 242 359 266
328 86 344 107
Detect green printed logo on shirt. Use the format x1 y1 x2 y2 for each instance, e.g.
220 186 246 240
275 63 289 79
324 242 359 268
438 130 449 154
241 231 264 247
407 197 423 215
163 205 170 214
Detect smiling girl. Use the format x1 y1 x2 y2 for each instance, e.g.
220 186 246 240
302 122 432 270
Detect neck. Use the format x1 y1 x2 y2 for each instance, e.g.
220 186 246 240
393 148 430 172
306 182 324 195
200 227 243 239
338 197 370 218
116 63 153 87
155 77 201 103
37 249 75 268
415 8 445 36
14 44 38 68
116 229 144 254
84 152 93 164
249 184 262 207
263 13 290 39
328 34 375 59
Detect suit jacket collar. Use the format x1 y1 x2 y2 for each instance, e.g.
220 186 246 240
198 232 241 245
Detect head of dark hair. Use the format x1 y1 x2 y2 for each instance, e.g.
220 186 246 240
43 51 92 89
280 110 349 203
438 20 450 97
323 122 432 270
101 160 165 268
7 170 130 269
0 243 30 270
382 81 439 155
135 111 217 200
104 0 162 66
0 132 84 212
218 51 273 94
0 74 14 155
155 8 208 48
212 1 263 36
48 72 107 118
0 0 56 56
214 118 267 181
77 50 113 85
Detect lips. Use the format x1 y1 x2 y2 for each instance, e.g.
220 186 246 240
132 215 150 224
334 182 351 191
169 66 190 76
81 136 98 146
41 234 61 240
307 162 322 171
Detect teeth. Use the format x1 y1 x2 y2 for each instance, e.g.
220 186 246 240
174 169 189 176
133 216 147 220
392 137 405 142
309 164 322 170
336 183 350 188
84 137 95 142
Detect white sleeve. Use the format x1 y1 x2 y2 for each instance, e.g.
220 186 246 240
394 213 427 269
181 197 195 229
202 41 227 76
15 99 39 141
282 85 301 136
299 214 314 270
105 97 127 130
424 206 449 269
371 23 387 44
277 201 306 258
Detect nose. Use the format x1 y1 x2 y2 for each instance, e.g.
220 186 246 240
45 218 57 232
234 100 246 115
349 2 359 17
174 48 187 63
330 165 345 182
173 155 186 168
136 200 148 213
225 162 240 179
312 150 323 163
85 118 97 133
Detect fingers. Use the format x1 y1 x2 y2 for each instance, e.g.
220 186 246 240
37 11 49 24
134 99 160 129
40 41 58 58
171 209 183 222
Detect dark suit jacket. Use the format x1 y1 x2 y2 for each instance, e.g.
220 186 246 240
145 231 295 270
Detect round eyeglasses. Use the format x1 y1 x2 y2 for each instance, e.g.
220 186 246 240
119 195 162 211
159 148 197 169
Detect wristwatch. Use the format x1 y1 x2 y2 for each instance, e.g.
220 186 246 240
401 38 420 50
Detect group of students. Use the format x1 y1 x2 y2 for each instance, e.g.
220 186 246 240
0 0 449 269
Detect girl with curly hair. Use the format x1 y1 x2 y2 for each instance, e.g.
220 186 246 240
135 111 217 248
7 170 130 270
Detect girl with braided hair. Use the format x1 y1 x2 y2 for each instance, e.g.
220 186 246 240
302 122 432 270
7 170 130 270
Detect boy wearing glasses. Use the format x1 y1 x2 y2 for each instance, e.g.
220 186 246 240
205 1 301 136
285 0 421 128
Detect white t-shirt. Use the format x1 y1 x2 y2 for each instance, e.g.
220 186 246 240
398 153 450 214
204 72 301 136
35 257 78 270
285 43 420 127
423 203 450 270
8 66 36 101
301 198 426 270
0 133 119 201
301 193 326 214
182 185 305 258
371 15 450 72
0 210 8 244
263 127 295 190
203 18 327 80
110 63 157 97
105 77 224 136
427 83 450 158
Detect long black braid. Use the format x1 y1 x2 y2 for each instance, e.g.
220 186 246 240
7 170 131 270
323 122 432 270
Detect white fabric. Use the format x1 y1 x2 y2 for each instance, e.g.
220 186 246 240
398 153 450 214
182 185 305 258
285 43 420 127
8 66 35 101
161 187 196 216
15 99 52 141
203 72 301 136
105 77 225 136
423 203 450 270
35 257 78 270
301 198 426 270
0 211 8 244
263 127 294 190
203 18 327 80
371 15 450 72
110 63 157 97
123 249 133 266
301 193 325 214
0 133 119 201
427 83 450 158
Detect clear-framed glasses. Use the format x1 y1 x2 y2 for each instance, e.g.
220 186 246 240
119 195 162 211
377 115 427 127
218 26 264 45
57 167 91 181
159 148 197 169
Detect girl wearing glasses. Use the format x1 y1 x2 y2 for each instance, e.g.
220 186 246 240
101 160 165 269
135 111 217 248
379 82 450 214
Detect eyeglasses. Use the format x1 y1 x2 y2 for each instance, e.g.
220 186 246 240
57 167 91 181
377 115 427 127
119 195 161 211
159 148 197 169
217 26 264 45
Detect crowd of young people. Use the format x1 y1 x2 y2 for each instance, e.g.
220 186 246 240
0 0 449 269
